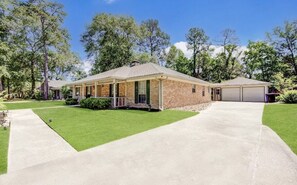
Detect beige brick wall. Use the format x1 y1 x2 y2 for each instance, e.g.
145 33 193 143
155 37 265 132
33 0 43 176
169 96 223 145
125 80 160 110
150 79 159 109
163 80 211 109
118 83 125 97
99 83 126 97
126 82 134 105
101 84 110 97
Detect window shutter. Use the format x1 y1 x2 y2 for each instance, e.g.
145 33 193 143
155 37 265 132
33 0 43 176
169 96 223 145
146 80 150 104
116 84 119 97
109 84 112 97
135 81 138 103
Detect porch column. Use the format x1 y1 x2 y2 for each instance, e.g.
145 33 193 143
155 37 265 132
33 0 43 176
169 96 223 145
95 82 98 98
159 79 163 110
82 83 85 98
72 85 75 98
113 79 116 108
125 82 127 97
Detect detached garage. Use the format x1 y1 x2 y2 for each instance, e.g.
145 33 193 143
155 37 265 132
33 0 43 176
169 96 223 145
212 77 271 102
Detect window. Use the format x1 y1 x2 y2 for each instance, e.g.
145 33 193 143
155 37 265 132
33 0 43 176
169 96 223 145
86 86 92 96
192 85 196 93
138 81 146 103
135 81 150 104
75 87 80 96
216 89 220 95
202 86 205 96
109 84 119 97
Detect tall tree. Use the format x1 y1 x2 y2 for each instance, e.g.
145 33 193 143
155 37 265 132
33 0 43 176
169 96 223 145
216 29 242 80
30 0 69 99
82 13 138 74
11 0 70 99
165 45 184 68
48 51 80 80
243 41 280 81
0 0 15 91
139 19 170 63
186 28 209 77
268 20 297 77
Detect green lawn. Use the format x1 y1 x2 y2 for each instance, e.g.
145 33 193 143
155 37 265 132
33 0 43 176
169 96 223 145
0 100 65 110
0 128 9 174
34 107 197 151
263 104 297 154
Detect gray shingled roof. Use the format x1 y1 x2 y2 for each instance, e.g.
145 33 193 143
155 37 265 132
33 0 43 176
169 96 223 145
213 77 271 86
68 63 210 85
48 80 70 89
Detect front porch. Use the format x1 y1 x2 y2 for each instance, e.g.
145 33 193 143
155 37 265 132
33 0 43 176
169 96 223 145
72 80 128 108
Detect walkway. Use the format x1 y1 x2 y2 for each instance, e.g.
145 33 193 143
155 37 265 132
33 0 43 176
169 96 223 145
7 109 76 172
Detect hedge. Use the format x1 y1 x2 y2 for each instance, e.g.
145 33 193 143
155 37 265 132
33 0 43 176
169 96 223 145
80 98 111 109
277 90 297 103
65 98 78 105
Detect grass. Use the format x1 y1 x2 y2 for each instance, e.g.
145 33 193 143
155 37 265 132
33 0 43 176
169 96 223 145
0 100 65 110
263 104 297 154
0 128 9 174
34 107 197 151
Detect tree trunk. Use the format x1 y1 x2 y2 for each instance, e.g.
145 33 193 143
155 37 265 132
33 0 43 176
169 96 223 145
30 60 36 96
41 16 49 100
291 58 297 76
0 77 4 91
7 79 10 95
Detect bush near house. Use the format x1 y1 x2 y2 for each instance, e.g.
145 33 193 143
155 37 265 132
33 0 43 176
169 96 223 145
65 98 78 105
277 90 297 103
80 98 111 110
34 90 44 100
61 86 72 99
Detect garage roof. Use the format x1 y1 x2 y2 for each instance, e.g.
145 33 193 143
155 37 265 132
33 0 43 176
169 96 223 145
213 77 271 87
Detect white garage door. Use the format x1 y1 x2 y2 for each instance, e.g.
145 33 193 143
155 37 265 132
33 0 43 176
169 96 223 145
242 87 265 102
222 88 240 101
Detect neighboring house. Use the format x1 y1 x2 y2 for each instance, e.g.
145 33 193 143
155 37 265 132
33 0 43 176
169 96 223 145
211 77 271 102
40 80 70 100
67 62 211 110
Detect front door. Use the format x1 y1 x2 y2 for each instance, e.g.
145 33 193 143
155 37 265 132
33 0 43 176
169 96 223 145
212 88 221 101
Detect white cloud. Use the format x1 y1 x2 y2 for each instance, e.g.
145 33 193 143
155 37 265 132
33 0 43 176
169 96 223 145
171 41 247 60
81 59 93 74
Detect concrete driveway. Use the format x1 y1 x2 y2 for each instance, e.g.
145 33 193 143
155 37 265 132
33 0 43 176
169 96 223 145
1 102 297 185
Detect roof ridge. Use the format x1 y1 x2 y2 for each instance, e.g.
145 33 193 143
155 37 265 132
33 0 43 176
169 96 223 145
148 62 164 74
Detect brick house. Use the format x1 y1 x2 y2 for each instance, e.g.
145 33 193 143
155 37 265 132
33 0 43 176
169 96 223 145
67 62 211 110
40 80 70 100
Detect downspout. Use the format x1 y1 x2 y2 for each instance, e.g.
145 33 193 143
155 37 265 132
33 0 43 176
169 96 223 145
72 85 75 98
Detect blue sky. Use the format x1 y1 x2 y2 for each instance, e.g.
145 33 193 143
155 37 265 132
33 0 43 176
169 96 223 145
58 0 297 60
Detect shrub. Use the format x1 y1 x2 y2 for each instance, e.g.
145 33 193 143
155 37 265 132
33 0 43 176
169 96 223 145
61 86 72 99
65 98 78 105
48 91 53 100
80 98 111 109
0 90 7 98
34 90 44 100
277 90 297 103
